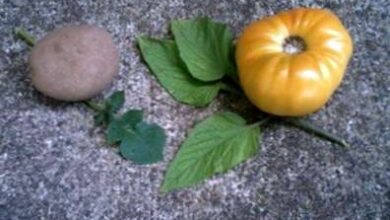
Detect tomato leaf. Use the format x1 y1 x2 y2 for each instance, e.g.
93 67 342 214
171 17 235 81
103 109 165 164
106 110 143 144
138 37 221 107
88 92 166 164
91 91 125 126
93 111 109 126
106 91 125 113
161 112 260 192
119 122 166 164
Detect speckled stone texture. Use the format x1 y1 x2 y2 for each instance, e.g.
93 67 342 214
0 0 389 219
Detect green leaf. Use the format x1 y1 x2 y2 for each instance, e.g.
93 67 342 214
120 122 166 164
88 100 110 126
106 110 143 144
161 112 260 192
86 91 166 165
93 111 109 126
105 109 165 164
138 37 221 107
171 17 235 81
106 91 125 113
93 91 124 127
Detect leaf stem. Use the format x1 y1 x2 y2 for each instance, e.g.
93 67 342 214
220 82 244 96
83 100 105 112
251 115 273 128
15 28 36 47
285 118 349 148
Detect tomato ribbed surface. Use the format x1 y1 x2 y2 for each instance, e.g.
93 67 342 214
236 8 353 116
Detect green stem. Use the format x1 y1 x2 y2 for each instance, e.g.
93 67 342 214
286 118 349 148
220 82 244 96
15 28 36 47
83 101 105 112
251 115 273 128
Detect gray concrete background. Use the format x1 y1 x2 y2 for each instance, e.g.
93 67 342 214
0 0 389 219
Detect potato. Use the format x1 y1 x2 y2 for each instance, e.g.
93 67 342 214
29 24 119 101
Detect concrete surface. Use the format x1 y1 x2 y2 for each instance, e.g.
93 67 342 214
0 0 389 219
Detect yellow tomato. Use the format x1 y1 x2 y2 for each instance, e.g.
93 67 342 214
236 8 353 116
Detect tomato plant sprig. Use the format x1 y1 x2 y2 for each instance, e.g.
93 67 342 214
138 16 350 192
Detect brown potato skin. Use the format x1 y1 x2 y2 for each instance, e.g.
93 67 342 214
30 24 119 101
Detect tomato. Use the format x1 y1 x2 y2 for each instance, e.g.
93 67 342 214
236 8 353 116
